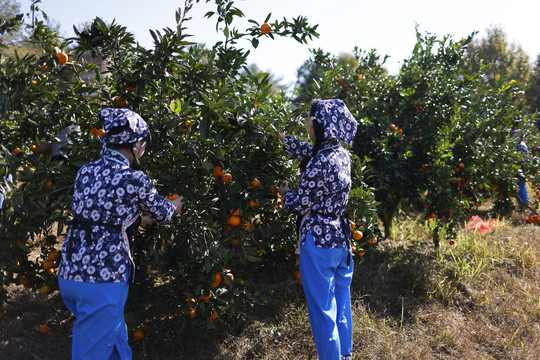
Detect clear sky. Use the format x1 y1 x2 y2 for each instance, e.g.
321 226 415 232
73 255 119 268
18 0 540 89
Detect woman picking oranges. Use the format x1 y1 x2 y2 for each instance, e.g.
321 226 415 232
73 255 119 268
58 108 184 359
275 99 357 360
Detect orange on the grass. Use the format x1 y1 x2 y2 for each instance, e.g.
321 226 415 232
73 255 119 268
19 275 30 288
38 285 51 295
352 230 363 241
222 173 233 183
213 166 223 178
133 329 145 340
38 325 51 335
260 23 271 34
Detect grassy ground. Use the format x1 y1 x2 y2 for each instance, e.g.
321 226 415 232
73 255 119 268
1 210 539 359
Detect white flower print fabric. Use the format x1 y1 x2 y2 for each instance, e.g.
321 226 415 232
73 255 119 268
58 148 176 283
283 136 352 248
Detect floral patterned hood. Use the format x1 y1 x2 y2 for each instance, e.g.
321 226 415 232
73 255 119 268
313 99 358 145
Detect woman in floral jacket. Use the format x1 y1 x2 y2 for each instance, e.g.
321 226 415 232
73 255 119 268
58 108 183 359
277 99 358 360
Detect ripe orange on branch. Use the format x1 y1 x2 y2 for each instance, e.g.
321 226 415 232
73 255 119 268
260 23 271 34
56 52 68 64
47 250 59 261
168 194 180 200
222 173 233 183
212 166 223 178
352 230 363 241
229 215 241 226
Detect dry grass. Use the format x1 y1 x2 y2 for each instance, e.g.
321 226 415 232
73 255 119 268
1 211 539 359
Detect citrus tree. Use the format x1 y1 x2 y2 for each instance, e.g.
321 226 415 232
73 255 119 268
300 29 540 244
1 0 380 337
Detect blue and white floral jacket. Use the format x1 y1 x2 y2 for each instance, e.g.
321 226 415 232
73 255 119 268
58 148 176 283
283 136 352 249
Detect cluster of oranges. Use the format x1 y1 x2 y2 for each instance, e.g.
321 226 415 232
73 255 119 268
89 127 106 136
524 214 540 225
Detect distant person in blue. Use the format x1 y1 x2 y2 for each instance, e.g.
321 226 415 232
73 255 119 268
512 129 530 209
274 99 358 360
58 108 184 360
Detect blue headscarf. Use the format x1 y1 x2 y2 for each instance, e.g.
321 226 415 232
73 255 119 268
314 99 358 145
100 108 150 148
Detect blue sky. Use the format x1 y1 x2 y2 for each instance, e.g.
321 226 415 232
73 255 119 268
19 0 540 89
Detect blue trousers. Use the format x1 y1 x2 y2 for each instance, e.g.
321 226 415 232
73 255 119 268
59 277 132 360
516 175 530 208
299 233 354 360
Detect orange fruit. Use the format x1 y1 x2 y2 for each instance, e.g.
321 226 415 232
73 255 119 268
358 252 365 257
224 271 234 285
90 127 98 136
11 147 21 155
188 309 196 318
389 124 397 131
260 23 271 34
418 136 424 141
229 215 241 226
230 209 241 216
209 308 218 319
211 272 222 288
96 128 106 136
350 221 355 230
133 329 145 340
249 199 259 207
198 294 211 303
47 250 60 261
186 297 196 308
43 260 54 270
183 120 191 127
38 285 51 295
38 325 51 335
19 276 30 288
213 166 223 178
242 220 251 231
168 194 180 200
56 52 68 64
115 97 127 106
250 178 260 186
231 239 239 246
352 231 363 241
222 173 232 183
294 271 301 279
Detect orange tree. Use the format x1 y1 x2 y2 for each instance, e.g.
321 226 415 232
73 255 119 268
1 0 379 336
302 29 540 244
